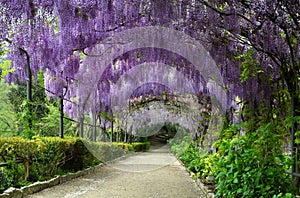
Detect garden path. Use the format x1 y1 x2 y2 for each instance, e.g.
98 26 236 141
27 144 206 198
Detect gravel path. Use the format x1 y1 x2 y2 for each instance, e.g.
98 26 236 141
27 144 206 198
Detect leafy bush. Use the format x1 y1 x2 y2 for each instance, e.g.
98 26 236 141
170 141 216 180
83 140 126 163
132 142 150 152
169 122 296 197
214 123 295 197
0 137 47 191
177 143 202 173
115 142 134 151
0 137 139 193
114 142 150 152
34 137 95 176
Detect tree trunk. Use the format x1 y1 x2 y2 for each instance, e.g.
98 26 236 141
25 160 29 181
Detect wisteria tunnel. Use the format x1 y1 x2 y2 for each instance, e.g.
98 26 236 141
70 26 227 151
1 0 299 195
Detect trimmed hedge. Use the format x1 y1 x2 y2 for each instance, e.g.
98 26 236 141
0 137 149 193
114 142 150 152
132 142 150 152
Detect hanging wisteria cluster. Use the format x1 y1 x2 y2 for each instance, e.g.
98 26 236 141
1 0 299 139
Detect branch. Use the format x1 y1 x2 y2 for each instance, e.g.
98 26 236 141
198 0 254 25
81 45 114 57
94 12 147 33
74 13 148 56
282 27 298 74
74 40 131 57
285 6 300 30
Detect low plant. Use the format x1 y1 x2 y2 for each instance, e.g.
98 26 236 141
214 123 295 197
170 139 217 181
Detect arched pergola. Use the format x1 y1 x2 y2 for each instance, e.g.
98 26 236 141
72 26 227 149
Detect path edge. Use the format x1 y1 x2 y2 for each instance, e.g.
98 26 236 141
0 163 105 198
0 146 148 198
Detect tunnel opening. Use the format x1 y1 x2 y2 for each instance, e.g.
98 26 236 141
147 125 177 150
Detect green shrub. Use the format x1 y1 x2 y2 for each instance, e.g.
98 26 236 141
114 142 150 152
132 142 150 152
214 123 295 197
84 141 126 162
171 141 216 180
114 142 134 151
0 168 13 193
0 137 135 193
169 122 296 197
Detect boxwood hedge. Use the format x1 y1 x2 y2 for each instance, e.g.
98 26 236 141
0 137 150 193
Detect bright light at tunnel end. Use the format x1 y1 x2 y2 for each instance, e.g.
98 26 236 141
82 26 227 172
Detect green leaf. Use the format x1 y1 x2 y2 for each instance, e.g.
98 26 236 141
236 47 261 82
280 31 286 38
237 188 243 194
291 36 297 47
233 178 238 183
0 59 13 78
245 166 251 171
